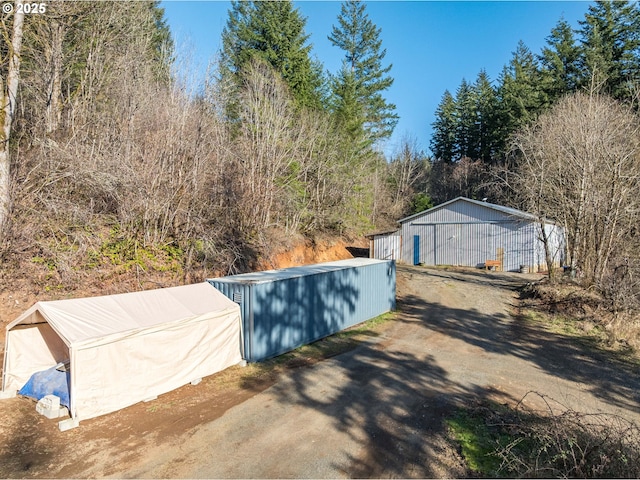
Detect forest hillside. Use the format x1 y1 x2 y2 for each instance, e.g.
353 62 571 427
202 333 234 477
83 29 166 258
0 1 416 305
1 0 640 337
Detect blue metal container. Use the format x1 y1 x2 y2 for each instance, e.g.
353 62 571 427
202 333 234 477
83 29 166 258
208 258 396 362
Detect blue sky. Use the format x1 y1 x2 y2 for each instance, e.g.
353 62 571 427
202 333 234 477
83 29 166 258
161 1 591 157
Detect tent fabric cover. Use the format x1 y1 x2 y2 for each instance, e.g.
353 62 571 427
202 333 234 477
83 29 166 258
2 282 242 422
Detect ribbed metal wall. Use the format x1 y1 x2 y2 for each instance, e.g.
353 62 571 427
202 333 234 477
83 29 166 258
373 233 401 260
537 223 566 269
207 281 255 360
400 199 557 271
209 259 396 362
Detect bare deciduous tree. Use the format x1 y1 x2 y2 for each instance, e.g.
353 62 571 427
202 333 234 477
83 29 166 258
3 0 410 283
1 0 24 239
514 91 640 288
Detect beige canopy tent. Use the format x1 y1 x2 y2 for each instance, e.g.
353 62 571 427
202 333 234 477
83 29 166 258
1 282 242 428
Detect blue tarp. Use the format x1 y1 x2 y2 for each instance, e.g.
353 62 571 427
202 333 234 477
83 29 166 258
18 365 70 408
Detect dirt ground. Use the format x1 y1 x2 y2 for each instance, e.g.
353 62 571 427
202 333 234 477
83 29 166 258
1 265 640 478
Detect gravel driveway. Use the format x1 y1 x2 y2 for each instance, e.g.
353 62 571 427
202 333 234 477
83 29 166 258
115 265 640 478
2 265 640 478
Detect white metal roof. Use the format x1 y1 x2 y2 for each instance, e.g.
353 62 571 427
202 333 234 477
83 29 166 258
209 258 387 285
398 196 539 224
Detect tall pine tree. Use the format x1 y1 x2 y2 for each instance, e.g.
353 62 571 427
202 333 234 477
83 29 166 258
474 70 499 163
220 0 324 110
539 18 581 104
328 0 397 143
431 72 499 164
495 41 547 155
329 62 367 143
454 79 478 160
430 90 457 162
578 0 640 101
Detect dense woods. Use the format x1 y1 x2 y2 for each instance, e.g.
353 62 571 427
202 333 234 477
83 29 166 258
0 0 410 283
427 0 640 310
429 2 640 201
1 0 639 312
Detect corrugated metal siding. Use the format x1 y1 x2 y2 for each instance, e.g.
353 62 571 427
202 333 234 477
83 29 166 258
399 199 556 271
207 281 254 360
500 221 535 271
400 200 522 265
436 224 458 265
458 223 495 267
408 199 518 224
535 223 566 271
421 225 436 264
208 259 396 362
373 233 401 260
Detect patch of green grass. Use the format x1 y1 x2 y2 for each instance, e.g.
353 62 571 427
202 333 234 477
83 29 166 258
44 284 65 292
491 393 640 478
290 312 395 361
241 312 396 377
446 409 506 476
338 311 394 336
31 256 56 271
447 398 640 479
520 309 582 335
82 226 184 274
146 400 175 413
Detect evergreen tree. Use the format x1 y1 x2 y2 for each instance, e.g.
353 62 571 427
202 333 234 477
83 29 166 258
577 0 640 101
328 0 398 142
473 70 499 163
539 18 581 104
454 79 478 160
430 90 457 162
220 0 324 109
431 73 498 164
329 62 367 143
495 41 547 154
148 1 174 81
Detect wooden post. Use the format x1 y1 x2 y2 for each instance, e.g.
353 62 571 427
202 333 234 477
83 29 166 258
497 248 504 272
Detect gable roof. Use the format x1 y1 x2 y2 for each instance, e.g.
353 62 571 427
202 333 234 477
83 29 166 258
364 228 400 239
398 196 538 224
7 282 239 348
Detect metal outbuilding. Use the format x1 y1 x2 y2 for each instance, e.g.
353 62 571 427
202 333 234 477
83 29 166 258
208 258 396 362
394 197 565 272
366 229 402 261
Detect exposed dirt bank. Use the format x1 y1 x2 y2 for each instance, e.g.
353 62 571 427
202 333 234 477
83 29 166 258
0 236 363 329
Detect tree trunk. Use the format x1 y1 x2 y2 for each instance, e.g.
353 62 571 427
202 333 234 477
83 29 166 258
45 19 65 133
1 0 25 235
